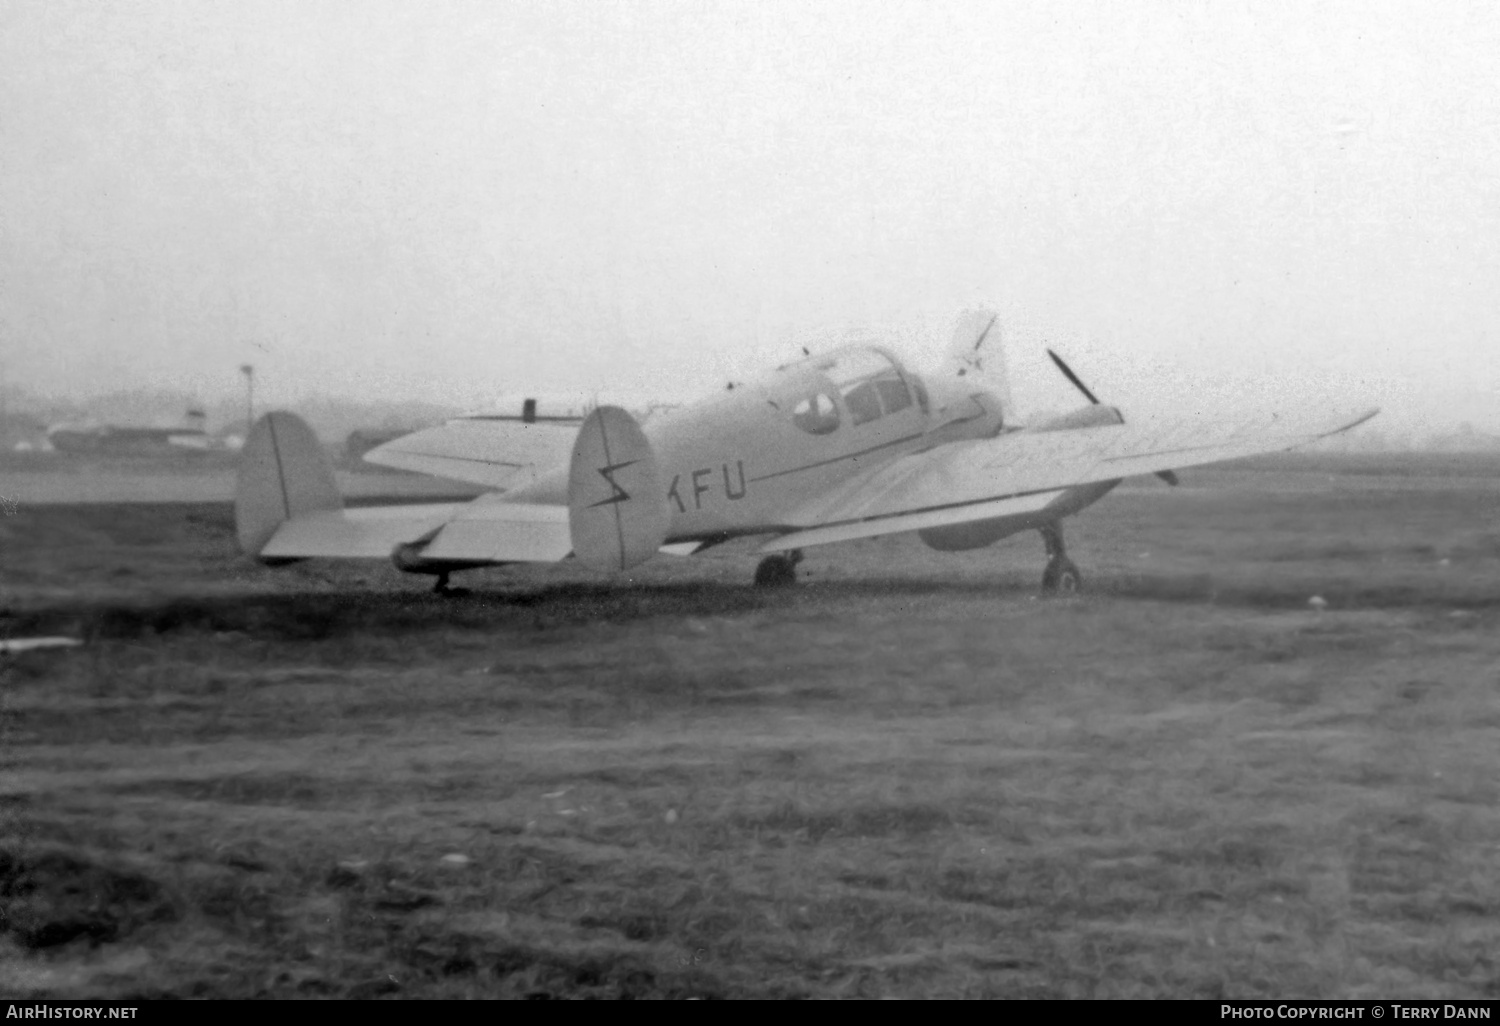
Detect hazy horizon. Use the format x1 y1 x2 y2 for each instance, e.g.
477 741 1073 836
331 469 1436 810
3 1 1496 433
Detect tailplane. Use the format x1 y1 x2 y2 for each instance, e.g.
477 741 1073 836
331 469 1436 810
235 412 341 558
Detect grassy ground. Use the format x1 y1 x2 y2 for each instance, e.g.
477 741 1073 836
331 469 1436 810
1 456 1499 998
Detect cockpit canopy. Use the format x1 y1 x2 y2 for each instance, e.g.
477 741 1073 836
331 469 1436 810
778 346 928 436
792 392 840 435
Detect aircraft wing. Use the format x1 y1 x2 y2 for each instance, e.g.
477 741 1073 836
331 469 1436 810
762 407 1378 553
362 418 582 490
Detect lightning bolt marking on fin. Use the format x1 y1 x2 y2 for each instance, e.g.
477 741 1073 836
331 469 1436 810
595 418 628 571
590 459 639 508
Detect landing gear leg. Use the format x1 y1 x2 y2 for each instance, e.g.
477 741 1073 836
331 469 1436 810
431 572 472 597
754 549 803 588
1039 523 1082 595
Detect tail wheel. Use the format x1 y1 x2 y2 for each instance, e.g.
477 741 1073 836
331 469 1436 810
1042 557 1082 595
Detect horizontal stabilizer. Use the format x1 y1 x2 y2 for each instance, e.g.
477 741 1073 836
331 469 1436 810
251 491 692 566
659 542 704 557
421 498 573 563
364 419 581 490
260 504 464 560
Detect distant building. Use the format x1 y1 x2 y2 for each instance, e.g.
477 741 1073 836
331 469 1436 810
1 412 49 452
47 409 214 456
1427 424 1500 452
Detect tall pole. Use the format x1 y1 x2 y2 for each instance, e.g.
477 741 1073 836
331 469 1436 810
240 364 254 432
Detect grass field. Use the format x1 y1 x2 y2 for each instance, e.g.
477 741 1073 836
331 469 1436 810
2 454 1499 998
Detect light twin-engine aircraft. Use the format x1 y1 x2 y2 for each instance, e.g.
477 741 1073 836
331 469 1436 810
235 314 1377 593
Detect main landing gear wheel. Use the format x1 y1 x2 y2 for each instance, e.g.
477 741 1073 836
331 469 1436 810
1038 523 1083 595
1042 556 1082 595
754 549 803 588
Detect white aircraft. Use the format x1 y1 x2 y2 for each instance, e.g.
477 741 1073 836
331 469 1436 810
235 314 1377 593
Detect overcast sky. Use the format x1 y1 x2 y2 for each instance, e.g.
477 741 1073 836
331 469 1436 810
2 1 1496 430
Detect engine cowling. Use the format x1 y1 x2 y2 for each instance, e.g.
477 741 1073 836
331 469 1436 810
1028 404 1125 433
919 518 1031 552
918 478 1122 551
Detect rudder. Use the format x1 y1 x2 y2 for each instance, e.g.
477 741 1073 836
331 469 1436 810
235 412 342 558
568 406 669 572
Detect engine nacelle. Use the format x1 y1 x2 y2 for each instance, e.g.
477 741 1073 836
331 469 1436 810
1029 405 1125 433
918 478 1123 551
919 517 1031 552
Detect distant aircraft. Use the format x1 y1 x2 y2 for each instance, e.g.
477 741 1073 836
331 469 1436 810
235 314 1377 593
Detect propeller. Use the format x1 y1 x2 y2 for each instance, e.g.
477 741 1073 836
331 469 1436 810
956 314 998 377
1045 348 1178 486
970 314 997 360
1046 348 1101 405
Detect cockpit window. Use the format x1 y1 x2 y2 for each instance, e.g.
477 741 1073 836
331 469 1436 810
911 375 929 415
793 393 840 435
843 381 883 425
876 376 912 415
814 348 919 427
782 347 923 434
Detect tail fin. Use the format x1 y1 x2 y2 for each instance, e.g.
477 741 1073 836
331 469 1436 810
567 406 669 572
946 308 1017 422
235 412 341 558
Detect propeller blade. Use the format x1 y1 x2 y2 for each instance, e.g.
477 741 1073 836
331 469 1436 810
956 314 998 377
971 314 997 354
1047 349 1101 406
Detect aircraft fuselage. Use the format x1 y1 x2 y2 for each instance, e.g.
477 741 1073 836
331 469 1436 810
507 345 1019 543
